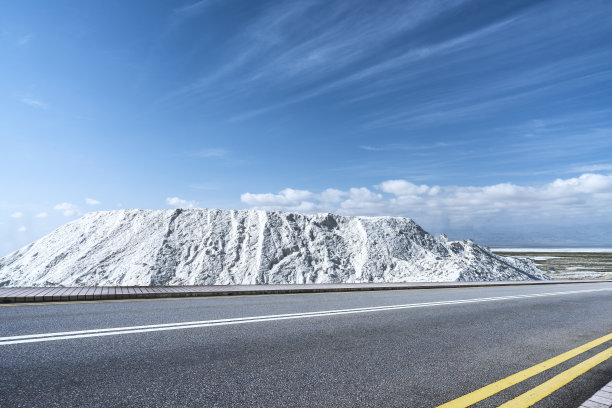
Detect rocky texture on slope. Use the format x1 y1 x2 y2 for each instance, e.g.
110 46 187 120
0 209 548 287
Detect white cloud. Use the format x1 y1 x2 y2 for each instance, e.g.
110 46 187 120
20 97 48 109
241 188 314 208
85 198 101 205
166 197 198 208
241 187 379 213
54 202 79 217
340 188 385 213
10 212 23 219
240 174 612 224
35 212 48 219
320 188 347 203
18 226 27 232
378 180 438 196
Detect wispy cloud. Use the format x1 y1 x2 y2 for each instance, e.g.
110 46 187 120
166 196 198 208
10 212 23 219
173 0 217 18
359 39 612 129
35 212 48 219
85 198 101 205
169 0 474 115
20 96 48 109
18 226 27 232
240 1 455 83
193 148 228 158
571 164 612 173
165 0 612 132
359 141 469 152
16 34 33 47
326 121 612 183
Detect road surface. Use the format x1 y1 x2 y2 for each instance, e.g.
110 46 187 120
1 282 611 407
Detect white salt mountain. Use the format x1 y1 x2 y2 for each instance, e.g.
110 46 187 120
0 209 548 287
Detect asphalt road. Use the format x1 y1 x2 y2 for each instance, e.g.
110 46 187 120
1 282 611 407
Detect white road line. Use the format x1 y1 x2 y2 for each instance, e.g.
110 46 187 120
1 287 610 345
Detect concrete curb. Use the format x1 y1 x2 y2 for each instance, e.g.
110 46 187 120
580 379 612 408
0 280 610 303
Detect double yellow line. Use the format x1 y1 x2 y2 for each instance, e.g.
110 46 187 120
438 333 612 407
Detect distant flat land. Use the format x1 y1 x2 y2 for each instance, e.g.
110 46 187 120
492 248 612 280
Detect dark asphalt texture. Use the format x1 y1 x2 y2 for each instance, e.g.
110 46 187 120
1 282 611 408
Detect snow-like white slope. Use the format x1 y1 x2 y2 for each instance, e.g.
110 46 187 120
0 209 548 287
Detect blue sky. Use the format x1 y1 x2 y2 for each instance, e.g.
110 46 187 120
2 0 612 254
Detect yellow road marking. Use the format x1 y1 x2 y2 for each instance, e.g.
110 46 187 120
437 332 612 408
498 345 612 407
